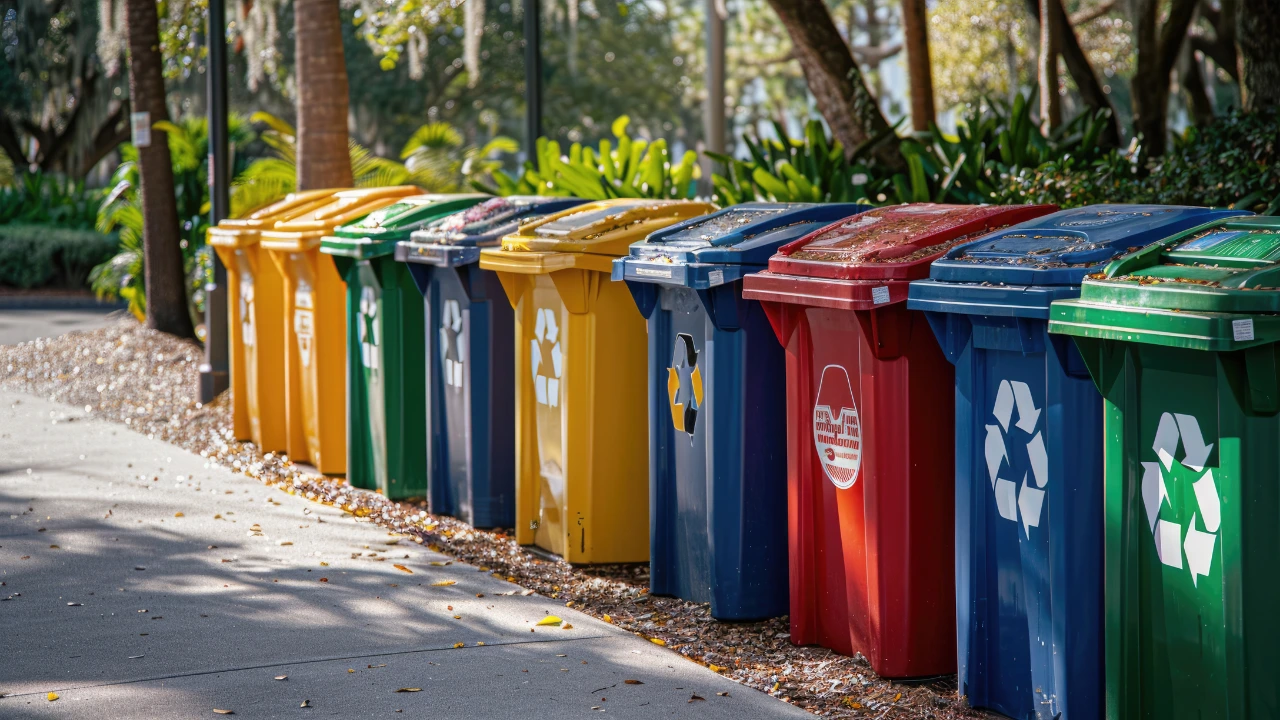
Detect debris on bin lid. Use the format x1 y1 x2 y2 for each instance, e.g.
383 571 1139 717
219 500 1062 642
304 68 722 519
928 204 1250 285
766 203 1056 281
334 194 490 236
411 196 586 246
494 199 717 258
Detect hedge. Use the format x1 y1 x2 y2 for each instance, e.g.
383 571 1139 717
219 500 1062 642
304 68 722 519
0 224 119 290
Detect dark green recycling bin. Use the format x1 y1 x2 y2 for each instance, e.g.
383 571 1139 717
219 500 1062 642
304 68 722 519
320 194 487 497
1048 214 1280 720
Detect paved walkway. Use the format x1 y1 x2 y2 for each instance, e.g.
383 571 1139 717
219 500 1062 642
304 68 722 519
0 388 808 719
0 308 125 346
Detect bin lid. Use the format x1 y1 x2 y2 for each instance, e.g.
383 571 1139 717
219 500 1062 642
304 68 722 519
764 203 1056 282
480 198 717 275
1050 216 1280 342
408 196 587 247
320 194 489 258
928 204 1249 286
259 186 422 252
610 202 871 289
208 189 339 248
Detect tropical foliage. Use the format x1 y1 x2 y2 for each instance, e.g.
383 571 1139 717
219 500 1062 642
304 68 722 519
0 172 104 229
479 116 699 201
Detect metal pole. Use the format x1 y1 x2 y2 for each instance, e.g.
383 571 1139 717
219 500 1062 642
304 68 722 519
701 0 726 194
200 0 230 403
524 0 543 154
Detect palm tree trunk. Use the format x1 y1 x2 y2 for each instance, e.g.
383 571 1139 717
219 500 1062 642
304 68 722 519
124 0 195 339
295 0 354 189
900 0 936 132
1039 0 1062 132
1238 0 1280 111
765 0 904 170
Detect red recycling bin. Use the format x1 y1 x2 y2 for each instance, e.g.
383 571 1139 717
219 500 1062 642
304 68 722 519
741 203 1054 678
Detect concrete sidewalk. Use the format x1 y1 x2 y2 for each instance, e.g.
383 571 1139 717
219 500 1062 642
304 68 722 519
0 388 808 719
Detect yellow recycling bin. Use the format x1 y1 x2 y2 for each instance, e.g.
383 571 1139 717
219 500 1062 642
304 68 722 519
479 198 716 563
209 190 340 451
260 186 421 474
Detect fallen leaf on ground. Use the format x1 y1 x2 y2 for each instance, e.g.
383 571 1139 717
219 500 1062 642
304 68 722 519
274 675 287 681
689 694 705 702
894 692 902 702
429 561 449 566
536 616 562 626
300 700 310 708
174 512 184 518
393 564 412 573
46 692 59 701
49 545 60 549
213 710 234 715
431 580 456 587
368 664 386 669
452 642 465 648
709 664 725 673
624 680 643 685
66 602 82 606
394 688 422 693
562 623 574 630
603 615 612 623
318 578 328 583
717 692 730 697
650 638 666 646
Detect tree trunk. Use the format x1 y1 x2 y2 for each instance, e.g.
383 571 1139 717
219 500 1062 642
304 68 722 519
123 0 195 339
1039 0 1062 132
765 0 904 170
1130 0 1198 157
1180 44 1216 125
1024 0 1120 146
900 0 936 131
1238 0 1280 111
294 0 354 190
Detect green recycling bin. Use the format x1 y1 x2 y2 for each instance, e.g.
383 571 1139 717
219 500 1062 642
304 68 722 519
321 194 488 497
1048 214 1278 720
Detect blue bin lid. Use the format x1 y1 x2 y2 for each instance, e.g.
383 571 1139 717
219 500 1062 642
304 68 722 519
611 202 870 289
910 204 1252 318
396 196 587 267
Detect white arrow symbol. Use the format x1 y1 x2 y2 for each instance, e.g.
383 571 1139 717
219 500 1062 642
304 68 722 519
984 424 1007 489
1140 461 1170 532
1011 381 1041 433
1175 413 1214 471
1026 430 1047 488
534 308 547 343
1155 519 1183 569
544 309 559 344
995 477 1018 522
1183 514 1217 587
1153 413 1181 471
1017 474 1045 538
1193 469 1221 533
530 338 542 376
992 381 1014 432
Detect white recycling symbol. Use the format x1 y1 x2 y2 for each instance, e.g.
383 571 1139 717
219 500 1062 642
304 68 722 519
983 380 1048 537
358 285 379 372
530 307 562 407
239 267 255 348
1142 412 1220 586
439 299 466 390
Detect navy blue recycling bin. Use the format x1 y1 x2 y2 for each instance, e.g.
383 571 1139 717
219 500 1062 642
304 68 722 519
395 196 586 527
612 201 871 620
906 204 1248 720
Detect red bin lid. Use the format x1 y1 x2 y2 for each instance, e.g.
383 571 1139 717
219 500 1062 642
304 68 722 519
766 203 1056 281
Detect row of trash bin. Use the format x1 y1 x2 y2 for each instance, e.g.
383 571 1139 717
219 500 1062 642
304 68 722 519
210 189 1279 720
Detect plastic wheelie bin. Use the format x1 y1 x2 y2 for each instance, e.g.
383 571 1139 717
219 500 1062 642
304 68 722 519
740 203 1054 678
1049 215 1278 720
612 202 871 620
395 196 587 527
209 190 339 451
907 204 1246 719
321 194 488 497
479 198 716 563
260 186 420 475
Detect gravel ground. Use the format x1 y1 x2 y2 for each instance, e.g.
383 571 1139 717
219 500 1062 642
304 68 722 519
0 317 992 719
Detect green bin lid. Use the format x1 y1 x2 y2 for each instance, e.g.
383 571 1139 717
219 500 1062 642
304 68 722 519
321 193 489 258
1050 216 1280 350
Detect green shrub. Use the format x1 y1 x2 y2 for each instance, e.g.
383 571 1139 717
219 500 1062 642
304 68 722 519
0 224 118 289
0 172 104 229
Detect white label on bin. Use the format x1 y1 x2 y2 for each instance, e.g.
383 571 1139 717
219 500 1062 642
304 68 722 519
1145 412 1220 587
813 365 861 489
707 269 725 287
871 286 891 305
983 379 1046 537
1233 318 1255 342
636 267 673 279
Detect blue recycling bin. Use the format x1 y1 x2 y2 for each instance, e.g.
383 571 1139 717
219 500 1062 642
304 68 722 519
395 196 586 527
906 204 1249 719
613 202 871 620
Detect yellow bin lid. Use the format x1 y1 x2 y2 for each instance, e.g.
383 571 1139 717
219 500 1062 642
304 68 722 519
207 189 342 249
259 186 422 252
480 198 717 275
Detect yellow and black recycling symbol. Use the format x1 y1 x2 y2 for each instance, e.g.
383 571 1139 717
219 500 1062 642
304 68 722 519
667 333 704 438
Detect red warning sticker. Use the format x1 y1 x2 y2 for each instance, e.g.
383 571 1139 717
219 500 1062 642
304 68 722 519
813 364 862 489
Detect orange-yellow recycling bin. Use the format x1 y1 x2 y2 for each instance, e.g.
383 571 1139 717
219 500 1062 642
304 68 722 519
259 186 421 474
209 190 340 451
479 199 716 563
